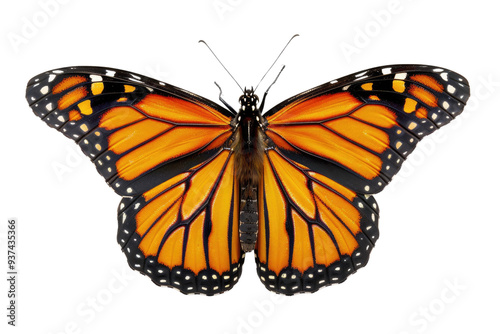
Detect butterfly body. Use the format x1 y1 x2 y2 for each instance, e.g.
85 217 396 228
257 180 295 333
232 88 265 252
26 64 470 295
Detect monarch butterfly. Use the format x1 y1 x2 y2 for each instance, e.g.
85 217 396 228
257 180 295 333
25 43 469 295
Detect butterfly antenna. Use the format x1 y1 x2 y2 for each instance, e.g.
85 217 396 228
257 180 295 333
258 65 286 113
254 34 299 92
199 40 244 93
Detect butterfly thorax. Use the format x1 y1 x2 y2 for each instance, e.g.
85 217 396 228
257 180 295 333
233 88 265 252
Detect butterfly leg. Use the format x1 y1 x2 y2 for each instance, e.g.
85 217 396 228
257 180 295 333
214 81 237 115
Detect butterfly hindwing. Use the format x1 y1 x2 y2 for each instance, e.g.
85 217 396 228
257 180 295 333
265 64 470 194
26 67 243 294
256 148 379 294
118 149 243 295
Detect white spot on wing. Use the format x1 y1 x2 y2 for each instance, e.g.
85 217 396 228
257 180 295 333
395 73 407 80
355 71 368 77
90 75 103 82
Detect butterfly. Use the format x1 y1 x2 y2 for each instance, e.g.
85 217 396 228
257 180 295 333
26 61 469 295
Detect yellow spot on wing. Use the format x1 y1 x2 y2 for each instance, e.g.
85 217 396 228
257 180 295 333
408 122 417 130
80 124 88 132
124 85 136 93
393 80 406 93
78 100 93 115
404 98 417 113
91 82 104 95
361 83 373 91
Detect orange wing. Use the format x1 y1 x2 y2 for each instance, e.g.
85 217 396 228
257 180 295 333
119 149 243 295
26 66 233 197
258 65 469 294
26 67 242 294
265 65 470 194
256 148 379 294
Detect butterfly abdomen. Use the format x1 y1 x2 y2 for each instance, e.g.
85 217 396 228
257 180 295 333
234 114 265 252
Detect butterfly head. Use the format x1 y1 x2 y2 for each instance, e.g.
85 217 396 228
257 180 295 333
239 87 260 115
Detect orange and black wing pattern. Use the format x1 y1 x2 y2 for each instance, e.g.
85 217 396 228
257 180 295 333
26 67 242 294
256 148 379 294
258 65 470 294
265 65 470 193
119 148 243 295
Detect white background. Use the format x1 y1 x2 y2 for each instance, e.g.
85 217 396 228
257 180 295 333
1 0 499 333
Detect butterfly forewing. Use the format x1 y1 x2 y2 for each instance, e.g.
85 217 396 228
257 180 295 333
264 65 470 194
26 66 234 196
